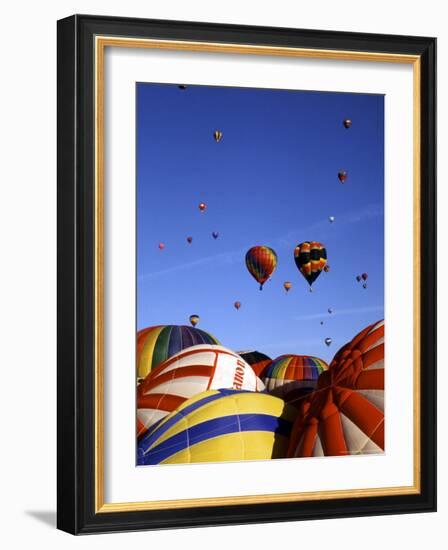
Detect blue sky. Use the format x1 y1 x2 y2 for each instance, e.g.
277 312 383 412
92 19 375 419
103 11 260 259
136 83 384 363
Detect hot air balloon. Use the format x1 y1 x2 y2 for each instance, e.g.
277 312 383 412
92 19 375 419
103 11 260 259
320 321 324 325
189 314 200 327
187 236 193 244
288 320 384 458
324 265 330 273
237 350 272 377
245 246 278 290
178 84 187 90
158 243 165 250
199 202 206 212
137 389 296 465
329 216 335 223
137 325 220 380
294 241 327 290
363 283 368 289
213 130 223 142
234 301 241 310
343 119 352 129
328 308 333 314
262 355 329 405
212 231 219 239
283 281 292 293
325 338 332 347
356 275 362 282
362 273 368 281
137 345 264 435
338 170 348 183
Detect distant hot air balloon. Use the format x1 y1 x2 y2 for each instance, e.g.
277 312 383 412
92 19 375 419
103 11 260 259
199 202 206 212
329 216 335 223
362 273 368 281
320 321 324 325
288 320 385 458
325 338 332 347
212 231 219 239
213 130 223 142
338 170 348 183
234 301 241 310
137 325 220 380
138 389 295 465
245 246 278 290
189 314 200 327
324 265 330 273
343 119 352 129
178 84 187 90
294 241 327 290
363 283 368 289
187 236 193 244
237 350 272 377
283 281 292 293
328 308 333 314
356 275 362 282
137 345 264 435
158 243 165 250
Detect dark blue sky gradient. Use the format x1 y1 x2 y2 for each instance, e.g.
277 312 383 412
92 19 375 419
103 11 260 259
136 83 384 362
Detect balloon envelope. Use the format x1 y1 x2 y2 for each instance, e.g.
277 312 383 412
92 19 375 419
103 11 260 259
262 355 329 405
294 241 327 287
137 325 219 380
245 246 278 290
198 202 206 212
137 389 296 465
338 171 348 183
288 320 384 458
213 130 223 142
187 236 193 244
237 350 272 377
325 338 332 346
343 119 352 128
283 281 292 292
189 314 200 327
137 345 264 435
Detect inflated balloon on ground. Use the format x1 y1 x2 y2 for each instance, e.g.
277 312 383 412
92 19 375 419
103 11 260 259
137 345 264 435
138 389 296 465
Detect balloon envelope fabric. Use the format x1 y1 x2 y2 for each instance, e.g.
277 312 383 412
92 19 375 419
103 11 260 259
137 389 296 465
137 345 265 436
137 325 220 380
288 320 384 458
237 350 272 377
263 355 328 405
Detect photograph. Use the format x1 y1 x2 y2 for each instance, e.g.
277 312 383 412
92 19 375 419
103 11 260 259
135 82 385 466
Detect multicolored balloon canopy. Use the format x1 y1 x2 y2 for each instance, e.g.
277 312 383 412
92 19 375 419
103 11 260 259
137 389 296 465
262 355 328 405
294 241 327 288
136 325 220 380
245 245 278 290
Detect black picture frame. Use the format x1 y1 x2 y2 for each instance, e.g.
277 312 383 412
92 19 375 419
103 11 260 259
57 14 436 534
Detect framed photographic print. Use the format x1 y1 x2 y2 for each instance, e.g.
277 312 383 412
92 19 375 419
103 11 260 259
57 15 436 534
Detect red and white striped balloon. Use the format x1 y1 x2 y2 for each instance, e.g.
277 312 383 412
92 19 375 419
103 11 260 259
137 344 265 437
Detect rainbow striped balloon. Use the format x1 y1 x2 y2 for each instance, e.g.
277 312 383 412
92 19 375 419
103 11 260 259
262 355 328 405
137 325 220 380
137 345 264 436
245 246 278 290
137 389 296 465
